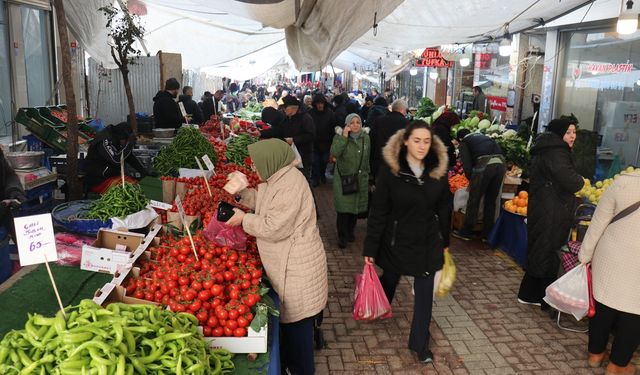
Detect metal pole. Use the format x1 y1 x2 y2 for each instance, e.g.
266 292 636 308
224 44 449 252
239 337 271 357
422 67 427 98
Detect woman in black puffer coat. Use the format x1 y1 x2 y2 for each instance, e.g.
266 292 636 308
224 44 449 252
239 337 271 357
363 120 451 364
518 119 584 309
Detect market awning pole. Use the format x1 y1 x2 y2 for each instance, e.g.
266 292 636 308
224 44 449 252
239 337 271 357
422 67 427 98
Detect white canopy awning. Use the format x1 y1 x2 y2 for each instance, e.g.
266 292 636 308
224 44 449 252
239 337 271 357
63 0 598 79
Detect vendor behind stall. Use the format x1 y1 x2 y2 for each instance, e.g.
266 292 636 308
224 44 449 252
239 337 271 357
452 129 506 241
85 122 147 194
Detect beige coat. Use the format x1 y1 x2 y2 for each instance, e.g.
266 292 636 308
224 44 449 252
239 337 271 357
579 171 640 315
240 165 328 323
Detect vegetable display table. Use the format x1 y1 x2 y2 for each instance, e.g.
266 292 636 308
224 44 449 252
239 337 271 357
488 209 528 267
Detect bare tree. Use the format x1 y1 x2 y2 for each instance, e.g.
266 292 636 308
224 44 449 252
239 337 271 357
52 0 82 200
100 4 145 134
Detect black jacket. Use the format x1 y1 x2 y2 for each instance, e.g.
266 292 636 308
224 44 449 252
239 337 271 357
366 104 389 126
153 91 182 129
199 98 213 122
85 126 147 189
526 132 584 278
369 111 409 178
431 124 456 169
261 111 315 169
333 105 348 128
309 107 335 153
360 105 372 124
458 133 503 179
179 95 204 125
363 130 451 276
0 149 26 227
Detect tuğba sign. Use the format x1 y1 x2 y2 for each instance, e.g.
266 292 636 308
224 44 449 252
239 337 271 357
416 48 454 68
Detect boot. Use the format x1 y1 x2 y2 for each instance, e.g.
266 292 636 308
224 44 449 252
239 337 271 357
605 362 636 375
588 351 609 368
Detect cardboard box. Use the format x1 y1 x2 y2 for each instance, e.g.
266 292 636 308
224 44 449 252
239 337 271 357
81 224 162 274
93 283 159 307
451 210 483 232
201 325 268 354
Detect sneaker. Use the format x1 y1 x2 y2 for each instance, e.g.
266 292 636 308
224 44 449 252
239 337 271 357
418 350 434 364
452 230 472 241
517 298 542 307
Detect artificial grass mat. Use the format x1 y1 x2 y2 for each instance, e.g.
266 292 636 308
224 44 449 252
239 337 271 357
0 264 111 337
139 176 162 202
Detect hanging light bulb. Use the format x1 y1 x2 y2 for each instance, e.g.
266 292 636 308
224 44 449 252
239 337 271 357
499 37 513 57
394 56 402 65
351 69 357 75
429 70 439 80
409 67 418 76
459 57 471 67
618 0 638 34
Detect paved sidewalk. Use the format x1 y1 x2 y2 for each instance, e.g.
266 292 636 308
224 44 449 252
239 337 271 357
312 183 639 374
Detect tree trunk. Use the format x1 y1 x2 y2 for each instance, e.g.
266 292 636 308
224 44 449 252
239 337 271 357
121 65 138 134
53 0 82 200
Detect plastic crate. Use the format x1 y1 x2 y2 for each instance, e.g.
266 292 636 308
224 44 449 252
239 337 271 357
23 134 44 151
38 107 93 142
25 182 55 200
15 108 54 140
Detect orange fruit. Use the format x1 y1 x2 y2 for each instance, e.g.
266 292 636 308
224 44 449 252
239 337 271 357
517 198 527 208
521 207 527 216
518 191 529 199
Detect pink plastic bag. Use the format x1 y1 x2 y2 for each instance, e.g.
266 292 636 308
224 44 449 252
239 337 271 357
54 233 94 266
353 263 392 321
203 211 248 250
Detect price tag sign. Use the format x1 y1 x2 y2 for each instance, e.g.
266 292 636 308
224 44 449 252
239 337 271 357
149 200 172 210
175 195 186 221
14 214 58 266
202 155 215 172
194 157 205 171
178 102 188 122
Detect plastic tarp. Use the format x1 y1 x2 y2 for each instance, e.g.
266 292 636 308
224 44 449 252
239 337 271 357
63 0 594 78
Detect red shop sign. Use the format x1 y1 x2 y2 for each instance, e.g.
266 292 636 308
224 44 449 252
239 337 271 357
416 48 453 68
487 96 507 112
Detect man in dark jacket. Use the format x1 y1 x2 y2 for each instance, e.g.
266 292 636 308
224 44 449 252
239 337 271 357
369 99 409 179
0 148 26 232
261 95 315 180
85 122 147 194
178 86 204 125
472 86 487 113
360 96 374 124
366 97 389 127
199 91 214 121
452 129 505 241
332 94 348 128
309 94 335 186
431 111 460 169
153 78 183 129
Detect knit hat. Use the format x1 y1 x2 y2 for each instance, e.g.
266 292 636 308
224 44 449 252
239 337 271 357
345 113 361 126
282 95 300 108
165 78 180 91
546 118 573 138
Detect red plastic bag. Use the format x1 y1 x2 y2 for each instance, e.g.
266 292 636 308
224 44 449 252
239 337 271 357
54 233 94 266
203 211 248 251
353 263 392 321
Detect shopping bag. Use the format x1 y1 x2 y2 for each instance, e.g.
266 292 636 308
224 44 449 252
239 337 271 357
435 249 456 297
543 263 589 320
291 143 303 168
203 212 248 251
586 263 596 318
352 263 392 321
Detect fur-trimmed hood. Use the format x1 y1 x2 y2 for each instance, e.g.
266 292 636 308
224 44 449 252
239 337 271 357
334 126 371 135
382 129 448 180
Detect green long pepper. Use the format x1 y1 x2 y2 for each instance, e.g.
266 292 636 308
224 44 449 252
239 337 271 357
86 183 149 221
0 300 233 374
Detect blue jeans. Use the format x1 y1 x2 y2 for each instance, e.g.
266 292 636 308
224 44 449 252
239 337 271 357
311 150 330 185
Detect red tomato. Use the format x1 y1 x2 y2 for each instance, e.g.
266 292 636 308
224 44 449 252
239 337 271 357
191 281 203 291
228 309 239 320
203 326 212 337
134 290 144 299
244 294 258 307
189 299 202 312
223 327 234 337
198 290 211 301
215 309 228 320
196 310 209 323
203 279 214 289
212 327 224 337
237 316 249 328
211 284 223 297
229 290 240 300
237 305 248 315
241 280 251 290
178 276 190 286
207 316 219 328
251 269 263 279
226 320 238 330
233 328 247 337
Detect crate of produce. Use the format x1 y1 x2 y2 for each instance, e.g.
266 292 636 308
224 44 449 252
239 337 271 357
40 106 95 140
15 108 55 140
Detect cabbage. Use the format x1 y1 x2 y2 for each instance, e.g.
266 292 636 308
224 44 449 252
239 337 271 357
469 116 480 128
488 124 500 132
478 119 491 130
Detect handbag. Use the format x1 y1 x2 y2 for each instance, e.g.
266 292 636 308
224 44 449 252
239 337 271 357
336 137 365 195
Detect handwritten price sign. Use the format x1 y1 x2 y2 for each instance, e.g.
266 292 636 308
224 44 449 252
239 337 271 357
14 213 58 266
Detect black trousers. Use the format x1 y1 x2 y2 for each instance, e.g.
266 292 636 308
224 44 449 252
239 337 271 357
517 272 556 305
281 315 315 375
336 213 357 242
462 163 506 237
379 270 435 354
588 300 640 366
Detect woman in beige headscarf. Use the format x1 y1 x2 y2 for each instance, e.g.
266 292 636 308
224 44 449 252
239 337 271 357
226 139 327 375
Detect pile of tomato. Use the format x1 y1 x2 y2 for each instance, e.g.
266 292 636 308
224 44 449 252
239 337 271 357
124 233 263 338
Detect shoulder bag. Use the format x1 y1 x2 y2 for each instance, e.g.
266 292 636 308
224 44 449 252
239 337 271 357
609 200 640 225
336 137 365 195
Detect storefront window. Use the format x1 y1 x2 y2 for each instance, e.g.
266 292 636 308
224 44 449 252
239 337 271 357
21 6 51 107
0 1 11 134
556 28 640 165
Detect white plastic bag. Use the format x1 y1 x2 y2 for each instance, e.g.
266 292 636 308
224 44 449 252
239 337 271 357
291 143 303 168
543 264 589 320
453 189 469 212
110 207 159 230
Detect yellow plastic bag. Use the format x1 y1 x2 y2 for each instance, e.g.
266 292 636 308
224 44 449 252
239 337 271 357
435 249 456 297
